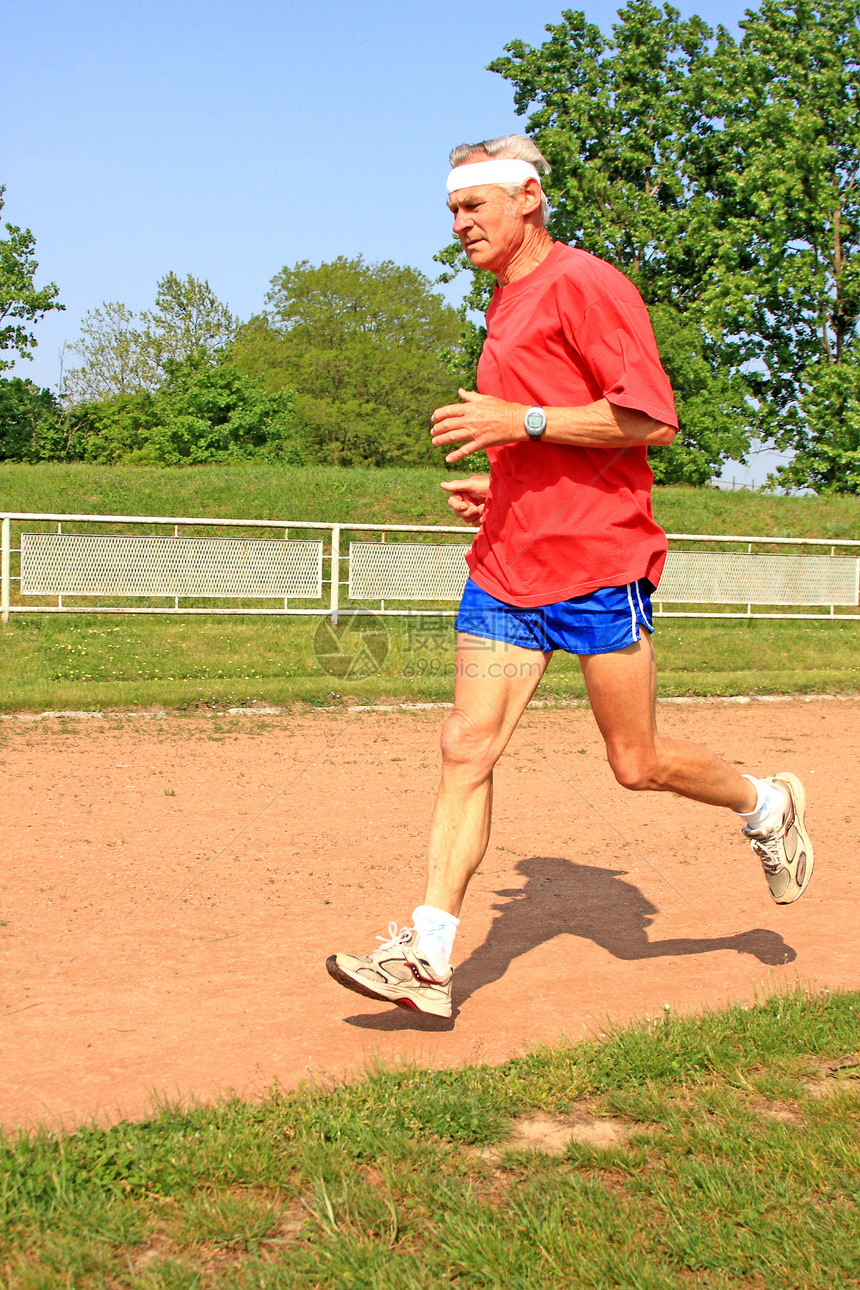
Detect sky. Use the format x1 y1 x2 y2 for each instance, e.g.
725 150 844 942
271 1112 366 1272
2 0 780 483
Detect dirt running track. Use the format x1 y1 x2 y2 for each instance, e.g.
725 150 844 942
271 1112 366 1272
1 697 858 1132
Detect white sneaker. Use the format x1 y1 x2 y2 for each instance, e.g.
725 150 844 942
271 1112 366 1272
326 924 453 1017
744 772 814 904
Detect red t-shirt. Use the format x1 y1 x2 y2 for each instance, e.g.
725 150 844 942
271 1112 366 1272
467 241 677 607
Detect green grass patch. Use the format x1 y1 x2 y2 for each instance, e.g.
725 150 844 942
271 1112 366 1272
3 462 860 537
2 988 859 1287
0 463 456 527
0 613 859 712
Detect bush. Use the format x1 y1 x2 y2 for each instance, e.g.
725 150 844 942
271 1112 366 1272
0 377 66 462
65 360 296 465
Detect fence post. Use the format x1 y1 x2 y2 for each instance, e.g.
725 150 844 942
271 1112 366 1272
1 517 10 626
330 524 341 626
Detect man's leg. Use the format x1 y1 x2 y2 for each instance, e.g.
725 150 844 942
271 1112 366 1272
423 632 550 915
578 632 755 809
579 632 813 902
326 633 549 1016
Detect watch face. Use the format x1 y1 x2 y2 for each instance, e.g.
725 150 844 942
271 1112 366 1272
525 407 546 434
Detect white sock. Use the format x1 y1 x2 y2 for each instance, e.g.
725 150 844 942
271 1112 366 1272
737 775 788 833
412 905 459 977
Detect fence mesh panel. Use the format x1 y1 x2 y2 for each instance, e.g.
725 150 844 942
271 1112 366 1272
349 541 470 601
20 533 324 599
653 551 859 606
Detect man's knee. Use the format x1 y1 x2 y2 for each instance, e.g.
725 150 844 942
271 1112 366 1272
607 745 664 792
440 709 501 776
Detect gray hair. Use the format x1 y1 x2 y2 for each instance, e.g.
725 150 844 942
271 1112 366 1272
448 134 551 226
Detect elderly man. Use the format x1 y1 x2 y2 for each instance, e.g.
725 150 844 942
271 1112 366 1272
326 135 813 1019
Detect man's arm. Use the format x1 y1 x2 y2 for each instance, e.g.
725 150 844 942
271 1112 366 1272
431 389 676 465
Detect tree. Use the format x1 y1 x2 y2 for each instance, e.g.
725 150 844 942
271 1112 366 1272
230 256 463 466
485 0 860 490
0 186 63 370
142 272 237 367
265 256 459 352
442 0 757 482
0 377 65 461
64 301 159 400
64 359 295 466
770 346 860 492
65 273 237 401
489 1 716 306
705 0 860 488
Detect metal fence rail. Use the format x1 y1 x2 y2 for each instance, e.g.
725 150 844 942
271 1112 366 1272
1 512 859 624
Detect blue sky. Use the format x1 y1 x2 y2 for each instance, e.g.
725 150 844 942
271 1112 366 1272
4 0 774 479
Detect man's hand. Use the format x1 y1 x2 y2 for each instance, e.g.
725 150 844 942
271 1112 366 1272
440 475 490 524
431 389 525 463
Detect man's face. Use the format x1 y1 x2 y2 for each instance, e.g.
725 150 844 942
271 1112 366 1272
448 152 533 277
447 183 525 276
448 174 528 277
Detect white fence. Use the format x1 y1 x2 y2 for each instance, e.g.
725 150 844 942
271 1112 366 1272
1 511 859 624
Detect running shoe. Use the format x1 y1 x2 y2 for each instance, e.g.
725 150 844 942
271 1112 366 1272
743 772 814 904
326 924 453 1017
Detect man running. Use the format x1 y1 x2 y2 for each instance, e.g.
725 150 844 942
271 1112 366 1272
326 134 813 1019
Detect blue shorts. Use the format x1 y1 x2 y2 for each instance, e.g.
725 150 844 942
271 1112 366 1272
455 578 654 656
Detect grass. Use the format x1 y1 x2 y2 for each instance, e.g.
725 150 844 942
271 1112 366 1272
0 613 859 713
2 987 858 1288
0 463 454 527
1 464 859 711
3 461 860 538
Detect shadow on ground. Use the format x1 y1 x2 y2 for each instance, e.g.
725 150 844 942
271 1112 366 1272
343 855 796 1032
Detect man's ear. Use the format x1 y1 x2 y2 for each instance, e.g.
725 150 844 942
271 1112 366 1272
519 177 544 217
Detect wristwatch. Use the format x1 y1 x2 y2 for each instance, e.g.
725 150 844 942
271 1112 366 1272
524 406 547 440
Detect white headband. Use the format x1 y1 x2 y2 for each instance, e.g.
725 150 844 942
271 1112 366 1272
446 159 542 194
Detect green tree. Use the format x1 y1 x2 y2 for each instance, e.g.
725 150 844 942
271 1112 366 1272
771 347 860 492
64 301 158 400
438 0 755 482
231 256 462 466
0 186 63 370
486 0 860 491
66 273 237 401
64 360 295 466
142 272 237 368
645 306 752 483
489 1 716 304
0 377 65 461
705 0 860 488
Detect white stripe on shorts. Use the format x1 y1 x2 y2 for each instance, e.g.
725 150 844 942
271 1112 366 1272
625 583 638 642
633 579 654 632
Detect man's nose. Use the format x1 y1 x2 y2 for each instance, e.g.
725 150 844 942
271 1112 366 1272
452 209 471 234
